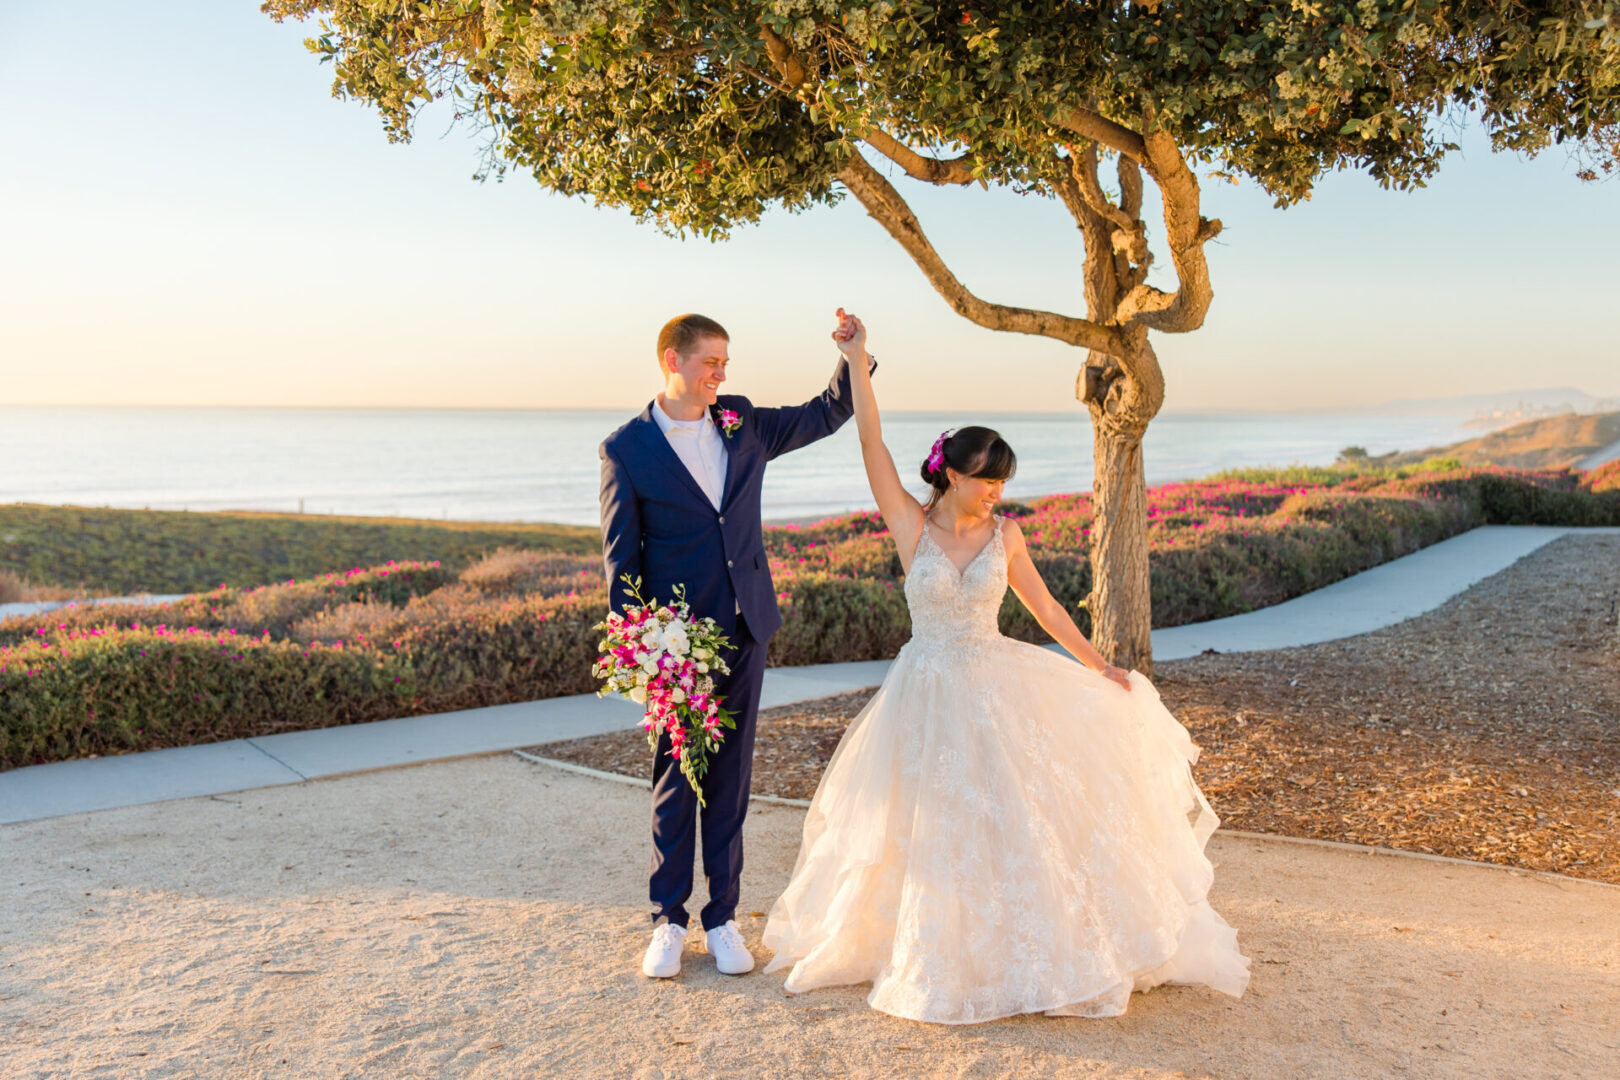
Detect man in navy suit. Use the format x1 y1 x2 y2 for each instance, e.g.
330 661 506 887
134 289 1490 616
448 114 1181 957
598 313 875 979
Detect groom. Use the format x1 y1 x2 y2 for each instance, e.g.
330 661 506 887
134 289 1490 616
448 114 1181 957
598 313 875 979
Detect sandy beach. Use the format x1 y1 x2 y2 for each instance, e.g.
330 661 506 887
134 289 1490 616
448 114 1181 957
4 753 1617 1079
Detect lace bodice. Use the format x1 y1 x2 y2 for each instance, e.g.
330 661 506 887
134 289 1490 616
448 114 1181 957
904 512 1007 648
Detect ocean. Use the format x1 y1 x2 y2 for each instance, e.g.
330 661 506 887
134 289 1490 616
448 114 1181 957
0 406 1481 527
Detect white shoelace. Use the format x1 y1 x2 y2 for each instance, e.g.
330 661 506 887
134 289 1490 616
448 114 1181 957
652 924 686 949
709 922 745 950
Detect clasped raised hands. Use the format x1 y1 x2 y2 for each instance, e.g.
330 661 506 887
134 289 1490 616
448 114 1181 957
831 307 866 356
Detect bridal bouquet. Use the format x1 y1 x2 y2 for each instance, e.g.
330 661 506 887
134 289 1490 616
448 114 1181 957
592 574 737 806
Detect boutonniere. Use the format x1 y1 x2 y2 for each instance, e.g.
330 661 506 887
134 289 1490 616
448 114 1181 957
713 406 742 439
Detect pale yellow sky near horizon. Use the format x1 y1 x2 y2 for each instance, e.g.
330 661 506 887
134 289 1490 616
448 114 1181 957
2 3 1617 414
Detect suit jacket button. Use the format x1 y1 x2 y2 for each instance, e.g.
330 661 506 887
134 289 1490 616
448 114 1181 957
727 559 733 567
718 515 725 523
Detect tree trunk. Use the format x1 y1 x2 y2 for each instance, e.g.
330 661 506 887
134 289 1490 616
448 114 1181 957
1068 144 1163 677
1085 415 1154 675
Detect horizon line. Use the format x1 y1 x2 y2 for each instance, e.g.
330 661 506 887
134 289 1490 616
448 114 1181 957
4 399 1614 417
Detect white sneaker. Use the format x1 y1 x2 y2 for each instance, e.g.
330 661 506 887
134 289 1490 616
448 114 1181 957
642 922 687 978
705 920 755 975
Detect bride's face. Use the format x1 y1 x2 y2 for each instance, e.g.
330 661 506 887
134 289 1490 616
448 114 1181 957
948 471 1005 516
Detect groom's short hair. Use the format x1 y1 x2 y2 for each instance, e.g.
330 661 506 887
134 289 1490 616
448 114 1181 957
657 314 729 367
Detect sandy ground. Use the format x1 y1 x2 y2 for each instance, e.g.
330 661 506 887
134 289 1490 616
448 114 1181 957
3 755 1618 1080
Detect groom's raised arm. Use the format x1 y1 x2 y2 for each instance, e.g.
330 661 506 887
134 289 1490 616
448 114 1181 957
753 354 878 461
598 441 642 617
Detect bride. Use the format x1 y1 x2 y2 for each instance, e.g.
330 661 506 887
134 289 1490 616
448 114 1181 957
759 310 1251 1024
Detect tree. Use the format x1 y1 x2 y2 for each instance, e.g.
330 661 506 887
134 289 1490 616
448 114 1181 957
262 0 1620 673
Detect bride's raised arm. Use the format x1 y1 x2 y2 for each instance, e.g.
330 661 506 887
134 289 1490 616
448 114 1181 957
832 309 925 568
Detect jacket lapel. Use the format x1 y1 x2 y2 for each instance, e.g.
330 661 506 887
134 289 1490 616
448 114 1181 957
711 402 749 513
632 402 714 509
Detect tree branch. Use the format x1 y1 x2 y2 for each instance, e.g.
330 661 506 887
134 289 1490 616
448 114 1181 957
838 152 1124 352
1117 155 1144 220
859 128 979 185
1048 152 1091 229
1114 131 1223 333
1070 146 1136 233
1049 104 1146 161
758 21 809 92
1071 150 1121 330
760 21 978 187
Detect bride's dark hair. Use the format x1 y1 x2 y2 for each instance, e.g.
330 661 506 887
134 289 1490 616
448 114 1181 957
920 426 1017 514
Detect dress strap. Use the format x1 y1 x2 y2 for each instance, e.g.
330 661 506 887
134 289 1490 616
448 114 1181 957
911 515 935 563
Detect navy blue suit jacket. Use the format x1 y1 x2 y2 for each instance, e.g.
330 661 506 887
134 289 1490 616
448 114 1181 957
597 355 874 644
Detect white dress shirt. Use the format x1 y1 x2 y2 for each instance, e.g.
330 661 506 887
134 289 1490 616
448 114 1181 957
652 395 728 508
652 395 739 614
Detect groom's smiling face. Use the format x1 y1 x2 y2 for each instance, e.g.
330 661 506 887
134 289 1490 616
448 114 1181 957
663 335 730 407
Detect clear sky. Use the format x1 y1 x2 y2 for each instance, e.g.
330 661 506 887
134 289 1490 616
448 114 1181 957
2 2 1616 414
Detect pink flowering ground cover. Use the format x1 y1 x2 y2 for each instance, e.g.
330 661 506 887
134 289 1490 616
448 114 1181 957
3 464 1615 770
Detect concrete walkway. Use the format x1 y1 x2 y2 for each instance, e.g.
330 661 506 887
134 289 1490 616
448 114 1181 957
1145 524 1620 660
4 525 1615 826
0 592 187 623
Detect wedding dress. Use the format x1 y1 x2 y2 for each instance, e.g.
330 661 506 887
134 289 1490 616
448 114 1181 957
760 513 1251 1023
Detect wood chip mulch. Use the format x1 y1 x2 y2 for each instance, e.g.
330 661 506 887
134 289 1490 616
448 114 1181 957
529 534 1620 884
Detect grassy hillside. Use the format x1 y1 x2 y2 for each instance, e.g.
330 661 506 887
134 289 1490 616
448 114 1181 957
0 504 599 596
1368 410 1620 468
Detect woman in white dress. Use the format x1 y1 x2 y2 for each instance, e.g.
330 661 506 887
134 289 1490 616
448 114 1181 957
759 310 1251 1024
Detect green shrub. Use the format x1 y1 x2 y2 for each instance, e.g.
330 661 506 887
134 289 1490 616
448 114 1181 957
458 547 602 597
0 561 453 647
767 573 913 665
398 591 607 712
0 628 413 769
1376 467 1620 526
1585 459 1620 494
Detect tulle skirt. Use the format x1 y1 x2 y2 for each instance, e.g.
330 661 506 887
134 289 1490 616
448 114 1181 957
760 632 1251 1024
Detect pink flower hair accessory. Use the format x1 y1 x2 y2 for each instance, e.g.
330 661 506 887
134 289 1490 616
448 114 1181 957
925 428 954 475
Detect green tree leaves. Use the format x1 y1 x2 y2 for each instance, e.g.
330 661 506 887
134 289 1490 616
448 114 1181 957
262 1 1617 230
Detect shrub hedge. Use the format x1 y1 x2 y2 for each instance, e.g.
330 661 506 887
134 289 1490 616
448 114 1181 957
4 465 1617 770
1 627 415 768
